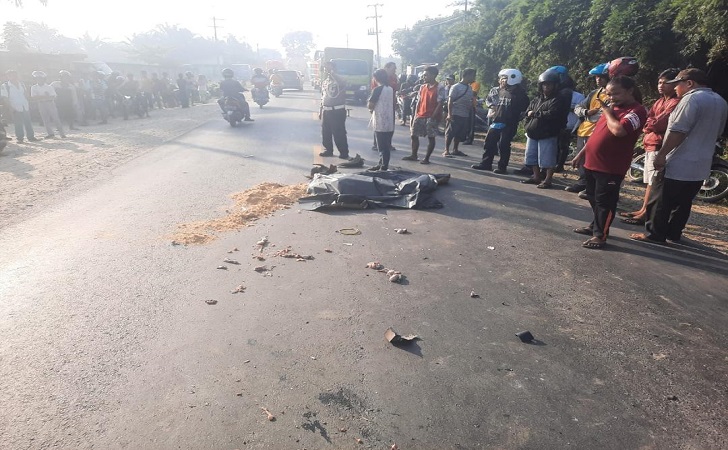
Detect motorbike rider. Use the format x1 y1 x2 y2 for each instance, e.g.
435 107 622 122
218 68 253 121
250 68 270 101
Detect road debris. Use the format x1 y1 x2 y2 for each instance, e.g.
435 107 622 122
355 438 363 444
231 284 246 294
394 228 409 234
223 258 241 265
515 330 534 343
217 265 228 270
261 407 276 421
324 249 333 253
389 273 402 283
338 228 362 235
487 246 495 250
253 255 266 261
227 247 239 253
391 444 399 450
205 299 218 305
254 265 275 276
366 261 384 270
256 236 269 253
307 163 338 179
273 247 314 260
470 289 480 298
339 153 365 168
385 327 420 345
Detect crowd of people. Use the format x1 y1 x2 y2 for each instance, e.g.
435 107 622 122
320 58 727 250
0 68 211 146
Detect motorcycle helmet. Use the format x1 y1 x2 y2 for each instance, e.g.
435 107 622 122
607 57 639 78
32 70 47 79
222 68 234 78
548 65 569 83
588 63 609 77
254 67 264 75
538 68 561 85
498 68 522 86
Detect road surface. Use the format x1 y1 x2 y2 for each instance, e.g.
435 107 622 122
1 90 726 450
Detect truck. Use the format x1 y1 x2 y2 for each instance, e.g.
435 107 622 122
315 47 374 104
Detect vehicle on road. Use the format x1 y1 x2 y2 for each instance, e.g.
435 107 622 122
315 47 374 104
251 87 269 108
221 96 245 126
276 70 303 91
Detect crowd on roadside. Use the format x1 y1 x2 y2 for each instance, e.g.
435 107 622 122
319 58 727 250
0 68 212 147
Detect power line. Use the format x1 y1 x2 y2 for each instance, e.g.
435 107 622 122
210 17 224 41
367 3 383 68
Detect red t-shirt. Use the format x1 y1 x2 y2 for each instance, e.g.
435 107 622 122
416 83 440 118
583 103 648 176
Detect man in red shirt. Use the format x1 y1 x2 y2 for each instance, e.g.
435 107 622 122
403 66 445 164
620 68 680 224
571 76 648 249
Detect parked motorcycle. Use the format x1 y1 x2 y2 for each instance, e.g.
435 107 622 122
251 87 269 108
122 93 150 120
221 96 245 126
628 141 728 203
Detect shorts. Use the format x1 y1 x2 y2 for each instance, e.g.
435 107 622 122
643 151 657 185
445 115 469 141
524 136 558 168
411 116 439 139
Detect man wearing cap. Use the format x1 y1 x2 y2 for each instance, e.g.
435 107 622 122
631 68 728 244
0 70 38 143
319 61 349 159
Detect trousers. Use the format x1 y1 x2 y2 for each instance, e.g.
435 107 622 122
644 174 703 242
585 169 623 240
321 108 349 155
37 101 64 136
480 125 517 171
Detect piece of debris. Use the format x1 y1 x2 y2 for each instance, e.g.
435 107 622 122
339 153 364 168
391 444 399 450
366 261 384 270
244 360 250 363
385 327 420 345
389 273 402 283
254 266 268 272
310 356 317 360
256 236 269 253
205 299 218 305
343 243 353 246
515 330 534 343
339 427 347 433
261 407 276 421
470 289 480 298
324 249 333 253
231 284 246 294
273 247 314 260
253 255 265 261
217 265 228 270
338 228 361 235
308 163 338 179
667 395 679 402
394 228 409 234
171 240 182 246
355 438 363 444
236 393 243 397
487 246 495 250
224 258 241 265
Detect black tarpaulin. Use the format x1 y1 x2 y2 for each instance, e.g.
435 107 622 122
299 170 450 210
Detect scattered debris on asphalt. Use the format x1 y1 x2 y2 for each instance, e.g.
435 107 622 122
227 247 239 254
339 154 365 168
355 438 363 444
256 236 269 253
385 327 420 345
223 258 241 265
205 299 218 305
394 228 409 234
253 255 266 261
516 330 534 343
339 228 362 235
307 164 338 179
217 265 228 270
487 246 495 250
231 284 246 294
273 247 314 260
667 395 679 401
470 289 480 298
254 265 274 276
261 407 276 421
389 273 402 283
324 249 333 253
366 261 384 270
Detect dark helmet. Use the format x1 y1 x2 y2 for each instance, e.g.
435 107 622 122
608 57 639 78
254 67 264 75
538 68 561 85
222 68 234 78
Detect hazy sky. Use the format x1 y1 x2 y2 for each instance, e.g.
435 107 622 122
6 0 459 55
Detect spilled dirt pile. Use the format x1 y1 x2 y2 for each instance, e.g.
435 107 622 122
170 182 307 245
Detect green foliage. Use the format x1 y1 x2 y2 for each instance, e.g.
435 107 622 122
2 22 28 52
281 31 314 59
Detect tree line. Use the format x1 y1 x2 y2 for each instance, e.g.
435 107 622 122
392 0 728 99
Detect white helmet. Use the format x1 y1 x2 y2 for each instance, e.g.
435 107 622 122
498 68 522 86
32 70 47 78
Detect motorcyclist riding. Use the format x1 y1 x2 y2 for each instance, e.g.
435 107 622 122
250 67 270 104
218 68 253 121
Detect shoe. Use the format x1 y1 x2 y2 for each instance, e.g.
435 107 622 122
565 184 585 193
521 178 539 185
338 153 350 159
366 165 382 171
402 155 418 161
471 164 492 171
493 168 508 175
319 151 334 157
578 190 589 200
451 150 468 157
536 182 552 189
244 117 254 121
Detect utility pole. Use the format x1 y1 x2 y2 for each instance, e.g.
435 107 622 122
210 17 225 42
367 3 383 68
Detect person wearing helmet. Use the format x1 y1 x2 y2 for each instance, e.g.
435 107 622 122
571 75 647 249
31 71 66 139
0 70 38 143
566 63 611 195
250 67 270 103
520 68 571 188
217 68 253 121
472 68 529 173
51 70 80 130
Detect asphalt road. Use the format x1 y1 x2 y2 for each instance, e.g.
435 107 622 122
1 90 727 450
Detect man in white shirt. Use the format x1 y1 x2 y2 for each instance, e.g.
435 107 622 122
31 71 66 139
0 70 38 143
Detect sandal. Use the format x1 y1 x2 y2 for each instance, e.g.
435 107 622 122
420 159 431 165
402 155 419 161
629 233 665 244
442 151 454 158
618 212 637 218
582 237 606 249
521 178 539 185
536 182 552 189
451 150 468 157
573 227 593 236
620 217 645 225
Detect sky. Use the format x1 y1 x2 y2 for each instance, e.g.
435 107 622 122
5 0 460 56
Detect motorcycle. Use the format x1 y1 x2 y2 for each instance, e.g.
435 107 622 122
269 82 283 98
251 86 269 108
221 96 245 126
628 141 728 203
122 93 149 120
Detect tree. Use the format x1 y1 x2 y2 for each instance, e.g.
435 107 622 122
280 31 314 59
391 17 450 67
2 21 28 52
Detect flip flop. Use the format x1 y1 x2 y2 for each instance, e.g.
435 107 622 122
420 160 431 165
536 182 552 189
629 233 665 244
618 212 636 218
402 155 419 161
451 150 468 156
521 178 539 185
620 217 645 225
582 238 606 249
442 152 454 158
573 227 593 236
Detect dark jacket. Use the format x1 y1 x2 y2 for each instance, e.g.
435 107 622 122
491 85 529 127
524 90 571 139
